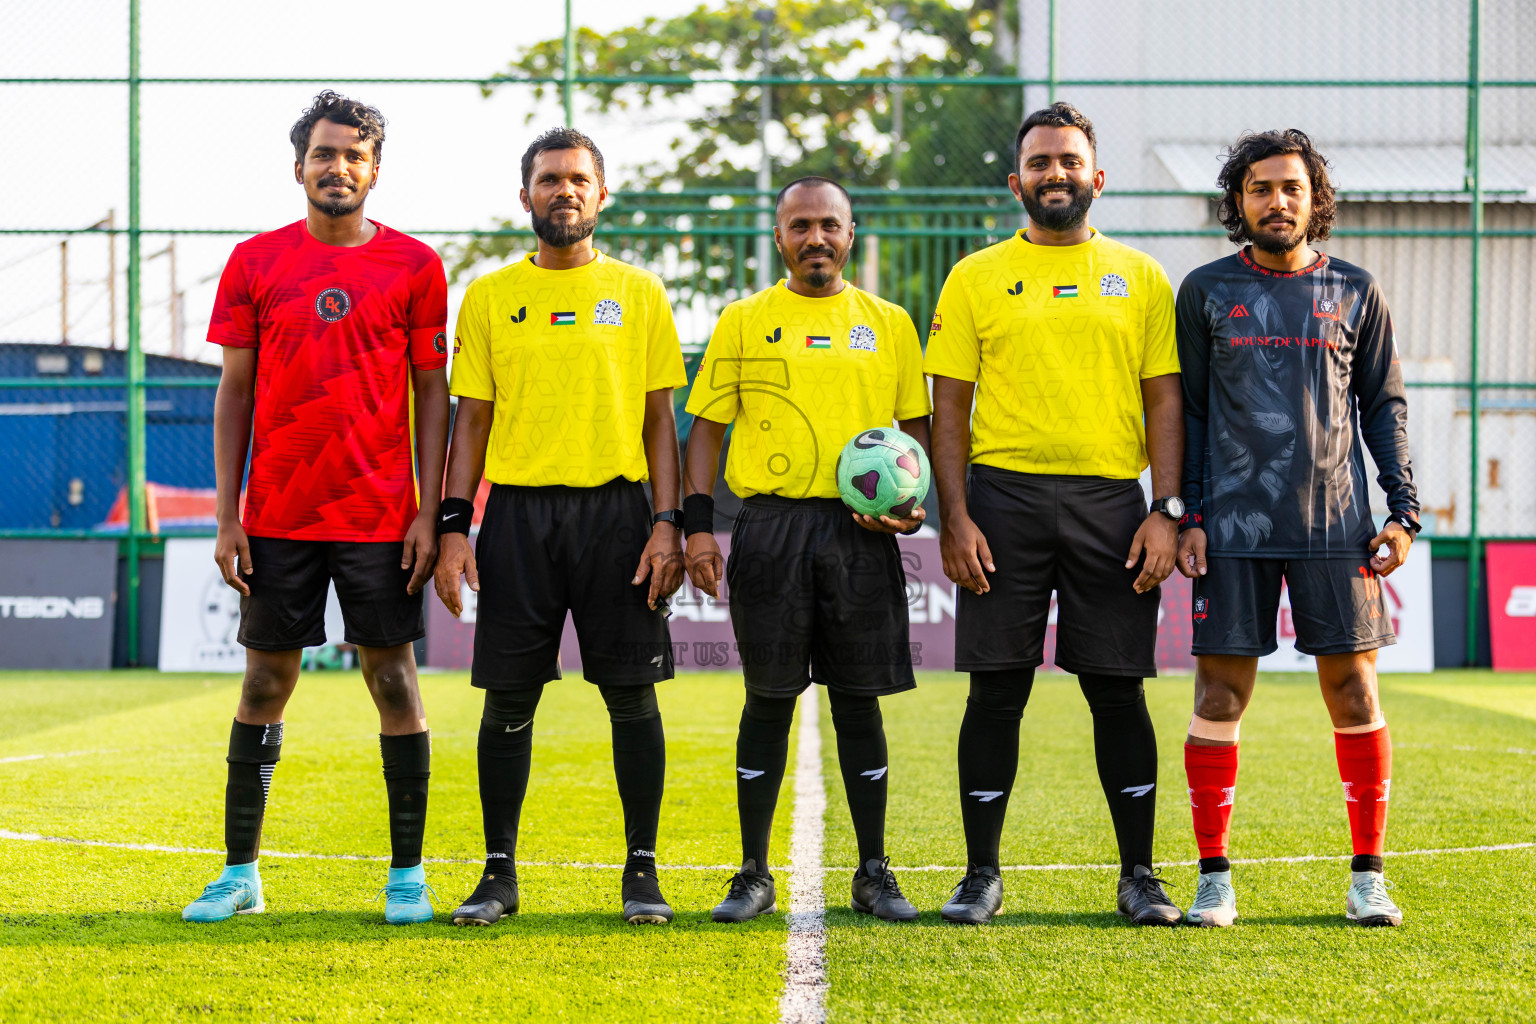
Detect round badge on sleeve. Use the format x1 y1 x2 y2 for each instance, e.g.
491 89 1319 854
315 287 351 322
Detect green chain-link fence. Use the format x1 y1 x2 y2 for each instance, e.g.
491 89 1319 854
2 0 1532 664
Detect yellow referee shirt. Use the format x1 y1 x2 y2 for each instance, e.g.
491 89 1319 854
923 229 1178 479
686 281 931 499
450 251 688 487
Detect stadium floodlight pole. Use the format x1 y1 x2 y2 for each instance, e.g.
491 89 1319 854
126 0 146 665
1465 0 1483 666
754 6 774 292
1047 0 1058 103
562 0 575 126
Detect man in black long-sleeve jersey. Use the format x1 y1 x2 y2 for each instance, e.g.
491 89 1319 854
1175 130 1421 929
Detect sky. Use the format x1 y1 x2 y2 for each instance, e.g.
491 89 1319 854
0 0 703 359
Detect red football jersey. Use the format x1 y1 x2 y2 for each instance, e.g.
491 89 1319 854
208 220 448 541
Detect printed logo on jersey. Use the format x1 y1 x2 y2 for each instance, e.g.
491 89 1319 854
1007 281 1023 295
593 298 623 326
805 334 833 349
849 324 878 352
1229 303 1250 318
551 311 577 326
432 332 447 354
452 335 462 355
315 287 350 322
1099 273 1129 298
1313 297 1341 322
1193 596 1209 621
510 306 527 324
765 327 783 344
929 313 942 334
1052 284 1078 298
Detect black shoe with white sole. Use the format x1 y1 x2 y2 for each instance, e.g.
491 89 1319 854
622 869 674 924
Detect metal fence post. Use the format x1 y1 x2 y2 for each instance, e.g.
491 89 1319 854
562 0 575 126
125 0 145 665
1465 0 1483 666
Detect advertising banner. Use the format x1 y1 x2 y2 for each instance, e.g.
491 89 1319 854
0 539 117 669
1256 541 1435 673
426 533 1200 673
158 537 342 671
1486 541 1536 671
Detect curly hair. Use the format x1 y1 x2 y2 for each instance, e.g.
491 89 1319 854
289 90 387 164
521 127 606 190
1215 129 1336 243
1015 101 1097 166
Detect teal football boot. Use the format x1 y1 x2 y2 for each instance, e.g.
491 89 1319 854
380 864 436 924
182 862 264 922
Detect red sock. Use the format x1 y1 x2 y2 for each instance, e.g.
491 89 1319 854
1335 724 1392 856
1185 742 1239 859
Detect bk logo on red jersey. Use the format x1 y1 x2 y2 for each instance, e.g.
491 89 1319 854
315 287 351 322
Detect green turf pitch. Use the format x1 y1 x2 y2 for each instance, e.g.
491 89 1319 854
0 670 1531 1023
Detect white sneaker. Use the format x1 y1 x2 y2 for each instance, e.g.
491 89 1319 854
1185 869 1237 927
1345 870 1403 927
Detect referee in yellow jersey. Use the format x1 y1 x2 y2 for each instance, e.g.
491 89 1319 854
432 129 688 926
926 104 1186 926
684 177 931 924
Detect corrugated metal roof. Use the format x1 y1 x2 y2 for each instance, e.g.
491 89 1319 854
1154 143 1536 201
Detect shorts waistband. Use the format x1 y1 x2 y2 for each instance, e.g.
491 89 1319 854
969 464 1140 486
490 478 642 498
742 495 847 513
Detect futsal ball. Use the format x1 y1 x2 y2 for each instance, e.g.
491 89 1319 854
835 427 932 520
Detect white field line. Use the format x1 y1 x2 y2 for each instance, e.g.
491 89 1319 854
0 750 110 765
0 828 1530 873
779 687 828 1024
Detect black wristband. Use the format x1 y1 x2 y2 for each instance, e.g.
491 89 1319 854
436 497 474 536
1177 509 1204 533
1387 511 1422 536
683 493 716 536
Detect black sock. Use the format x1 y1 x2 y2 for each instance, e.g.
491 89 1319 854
736 691 797 873
478 687 544 874
601 685 667 875
225 720 283 866
1200 856 1232 874
957 670 1032 869
1352 854 1384 874
829 692 888 868
1079 673 1159 877
380 730 431 869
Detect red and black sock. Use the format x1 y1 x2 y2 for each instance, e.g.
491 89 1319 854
1335 723 1392 874
1185 741 1238 874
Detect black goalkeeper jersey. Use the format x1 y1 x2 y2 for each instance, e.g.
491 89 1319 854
1176 248 1418 558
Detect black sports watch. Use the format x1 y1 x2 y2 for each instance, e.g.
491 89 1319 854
652 509 683 530
1150 496 1185 521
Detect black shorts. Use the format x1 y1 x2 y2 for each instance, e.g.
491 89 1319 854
726 495 916 698
471 480 673 690
955 466 1160 677
238 537 423 651
1191 556 1395 657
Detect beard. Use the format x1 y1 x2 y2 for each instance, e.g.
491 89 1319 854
1020 179 1094 232
789 246 847 289
308 177 367 218
1249 214 1309 255
532 205 598 248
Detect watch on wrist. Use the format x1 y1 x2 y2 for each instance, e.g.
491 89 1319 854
1150 496 1185 521
652 509 683 530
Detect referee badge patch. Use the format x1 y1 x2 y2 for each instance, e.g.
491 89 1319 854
849 324 878 351
315 287 351 322
1099 273 1130 298
432 332 447 354
593 299 623 326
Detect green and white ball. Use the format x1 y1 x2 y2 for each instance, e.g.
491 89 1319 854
835 427 932 520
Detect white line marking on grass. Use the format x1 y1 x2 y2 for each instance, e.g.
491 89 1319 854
2 828 1529 877
779 687 828 1024
0 750 108 765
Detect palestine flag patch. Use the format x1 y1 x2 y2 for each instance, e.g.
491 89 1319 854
805 335 833 349
551 311 576 326
1052 285 1078 298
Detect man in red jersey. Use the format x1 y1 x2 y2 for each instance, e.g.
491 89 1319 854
181 92 449 925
